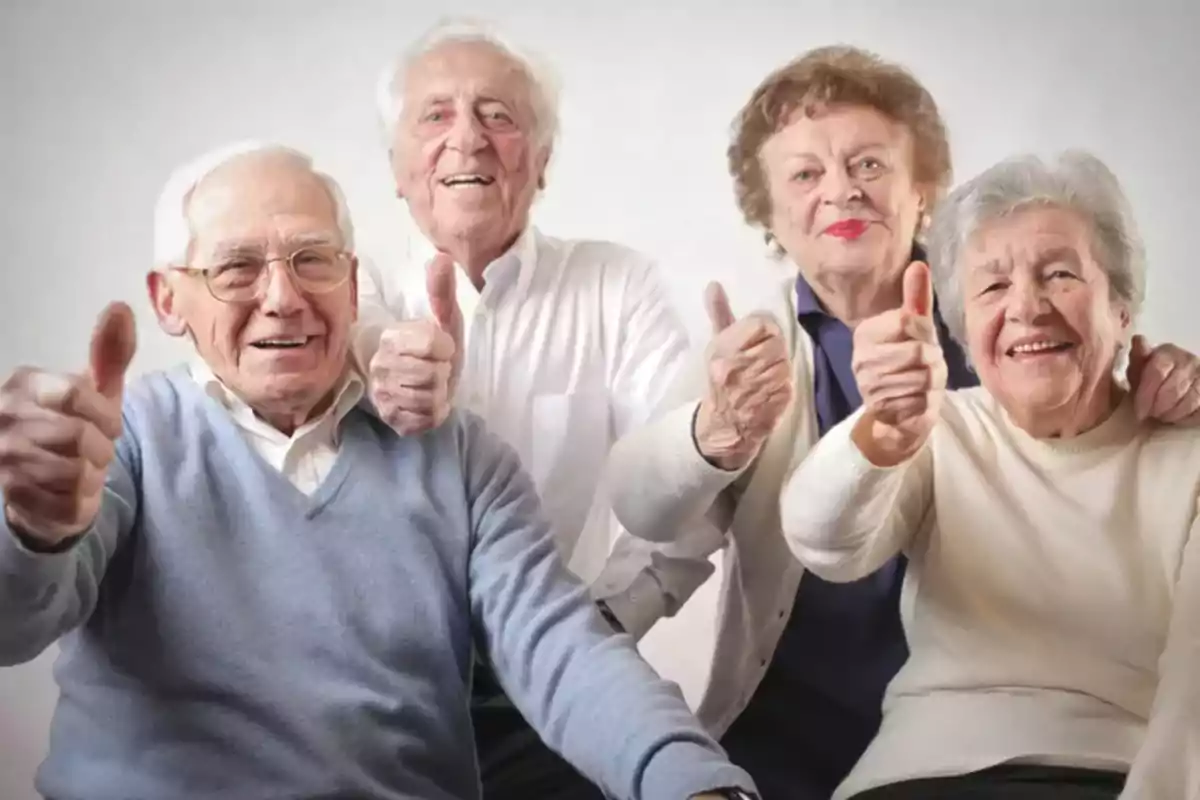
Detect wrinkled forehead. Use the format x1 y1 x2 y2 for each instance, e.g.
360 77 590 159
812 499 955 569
963 206 1091 274
403 40 533 109
186 157 340 256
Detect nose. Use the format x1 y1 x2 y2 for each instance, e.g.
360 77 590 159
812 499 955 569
446 110 486 154
1005 275 1052 323
258 261 308 316
821 164 861 206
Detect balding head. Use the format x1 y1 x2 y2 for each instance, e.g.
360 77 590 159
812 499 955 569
148 144 359 435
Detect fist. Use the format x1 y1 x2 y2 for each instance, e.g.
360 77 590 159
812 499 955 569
369 254 463 436
695 281 793 470
0 302 136 544
850 261 947 464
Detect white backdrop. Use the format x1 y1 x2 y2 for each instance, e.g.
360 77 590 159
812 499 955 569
2 1 1198 796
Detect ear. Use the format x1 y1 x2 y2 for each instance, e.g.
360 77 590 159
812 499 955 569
535 145 552 191
147 270 188 337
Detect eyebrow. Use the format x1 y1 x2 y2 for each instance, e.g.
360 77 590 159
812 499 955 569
972 245 1079 276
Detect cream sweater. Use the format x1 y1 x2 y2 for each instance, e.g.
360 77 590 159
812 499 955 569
780 387 1200 800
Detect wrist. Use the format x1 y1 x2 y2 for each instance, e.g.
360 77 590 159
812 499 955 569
692 401 756 471
851 413 926 468
4 503 87 553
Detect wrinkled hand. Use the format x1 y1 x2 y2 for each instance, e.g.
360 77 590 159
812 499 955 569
850 261 947 466
0 302 137 545
369 254 464 436
1125 335 1200 425
694 281 792 471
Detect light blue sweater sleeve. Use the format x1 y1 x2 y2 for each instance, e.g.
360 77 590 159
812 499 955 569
0 423 139 666
460 413 756 800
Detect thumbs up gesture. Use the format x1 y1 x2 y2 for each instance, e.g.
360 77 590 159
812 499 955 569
850 261 947 466
0 302 137 545
694 281 793 470
368 253 464 436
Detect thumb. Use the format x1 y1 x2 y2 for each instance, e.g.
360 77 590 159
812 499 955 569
426 253 460 335
902 261 934 318
89 302 137 401
705 281 736 335
1125 334 1151 386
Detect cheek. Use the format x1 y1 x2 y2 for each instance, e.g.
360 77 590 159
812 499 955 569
965 305 1004 364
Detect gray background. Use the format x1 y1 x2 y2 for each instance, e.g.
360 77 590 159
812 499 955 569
1 0 1197 795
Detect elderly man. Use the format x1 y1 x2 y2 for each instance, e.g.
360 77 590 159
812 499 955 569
355 25 714 799
0 143 758 800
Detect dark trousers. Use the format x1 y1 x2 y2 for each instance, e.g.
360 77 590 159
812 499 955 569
472 658 605 800
851 764 1127 800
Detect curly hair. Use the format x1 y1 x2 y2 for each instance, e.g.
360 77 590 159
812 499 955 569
729 45 952 246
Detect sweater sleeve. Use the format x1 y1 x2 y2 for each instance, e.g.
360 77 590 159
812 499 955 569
778 408 934 583
461 414 756 800
0 423 139 666
1121 499 1200 799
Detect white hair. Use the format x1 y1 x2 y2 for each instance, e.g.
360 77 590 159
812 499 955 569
152 140 356 269
927 150 1146 347
375 18 561 152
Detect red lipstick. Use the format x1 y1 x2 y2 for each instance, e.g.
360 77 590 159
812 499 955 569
824 219 869 240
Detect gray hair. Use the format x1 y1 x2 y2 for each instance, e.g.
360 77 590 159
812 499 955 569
153 141 355 269
927 150 1146 348
375 19 560 152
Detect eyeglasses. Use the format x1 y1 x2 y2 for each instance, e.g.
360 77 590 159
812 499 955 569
171 246 353 303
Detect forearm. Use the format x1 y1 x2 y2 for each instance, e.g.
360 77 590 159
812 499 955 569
469 417 753 798
779 409 928 582
0 511 108 665
591 530 720 640
606 402 745 543
1121 527 1200 798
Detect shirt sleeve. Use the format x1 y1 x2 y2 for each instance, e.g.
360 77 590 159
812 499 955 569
1121 498 1200 799
592 255 726 638
0 424 140 666
462 413 756 800
778 408 934 582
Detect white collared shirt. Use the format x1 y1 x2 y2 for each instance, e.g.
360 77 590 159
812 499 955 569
354 226 697 636
189 361 365 495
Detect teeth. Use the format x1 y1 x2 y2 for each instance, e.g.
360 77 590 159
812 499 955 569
1011 341 1065 354
255 338 307 347
442 174 493 186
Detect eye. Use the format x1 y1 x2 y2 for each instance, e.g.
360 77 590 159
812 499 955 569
479 107 515 129
1048 269 1077 280
421 109 448 123
792 167 820 183
979 280 1009 295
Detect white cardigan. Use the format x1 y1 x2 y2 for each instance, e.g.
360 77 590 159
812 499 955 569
604 272 822 734
780 387 1200 800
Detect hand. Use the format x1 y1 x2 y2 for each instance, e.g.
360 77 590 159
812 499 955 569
693 281 792 471
850 261 947 466
0 302 137 545
1125 335 1200 425
368 253 464 435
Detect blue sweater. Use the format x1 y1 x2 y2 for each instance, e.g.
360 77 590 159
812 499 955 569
0 367 753 800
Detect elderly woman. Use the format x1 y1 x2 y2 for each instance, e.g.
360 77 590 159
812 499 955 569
779 151 1199 800
604 46 1200 799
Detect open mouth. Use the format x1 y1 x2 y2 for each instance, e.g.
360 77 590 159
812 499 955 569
250 336 314 351
1006 340 1074 358
441 173 495 187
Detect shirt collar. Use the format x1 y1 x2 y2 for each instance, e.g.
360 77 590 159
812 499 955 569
188 358 365 437
408 225 539 306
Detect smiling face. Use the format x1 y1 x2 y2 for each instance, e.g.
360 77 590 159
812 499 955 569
389 39 548 260
960 205 1130 435
759 103 926 284
148 153 357 431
